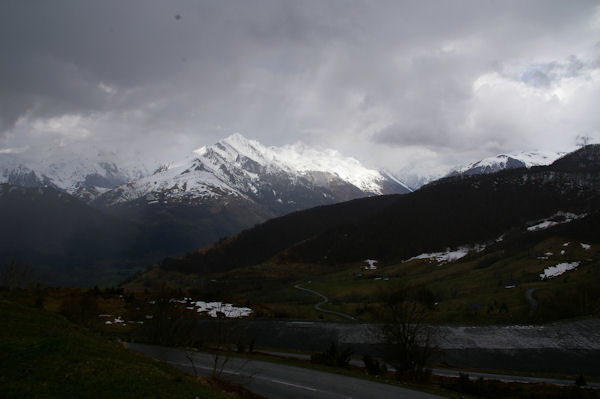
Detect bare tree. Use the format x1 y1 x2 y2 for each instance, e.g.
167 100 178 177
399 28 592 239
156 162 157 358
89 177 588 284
140 299 250 382
576 135 592 148
207 307 247 380
377 285 436 382
185 304 249 381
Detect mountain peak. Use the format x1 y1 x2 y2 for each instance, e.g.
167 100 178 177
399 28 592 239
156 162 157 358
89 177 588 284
97 134 411 208
450 150 565 177
222 132 253 146
211 133 275 167
196 133 408 195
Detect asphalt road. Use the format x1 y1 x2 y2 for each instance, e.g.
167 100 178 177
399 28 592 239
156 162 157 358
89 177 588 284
126 342 447 399
256 349 600 388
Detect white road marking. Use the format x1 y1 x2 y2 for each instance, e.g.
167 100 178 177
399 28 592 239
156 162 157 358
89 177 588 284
270 378 318 391
166 361 240 375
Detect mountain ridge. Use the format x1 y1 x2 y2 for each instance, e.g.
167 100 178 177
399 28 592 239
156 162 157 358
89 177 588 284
94 133 411 209
447 150 565 178
0 134 411 286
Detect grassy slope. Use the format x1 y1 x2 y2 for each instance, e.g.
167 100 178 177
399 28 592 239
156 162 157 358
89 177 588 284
195 232 598 324
0 299 228 399
291 236 600 324
121 210 600 324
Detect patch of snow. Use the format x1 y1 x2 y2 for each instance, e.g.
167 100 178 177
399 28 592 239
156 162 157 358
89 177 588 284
540 262 581 280
190 301 252 318
105 316 125 325
581 243 591 250
563 242 570 247
380 170 414 193
406 247 470 265
474 244 487 253
527 212 586 232
527 221 555 231
363 259 378 270
560 250 566 255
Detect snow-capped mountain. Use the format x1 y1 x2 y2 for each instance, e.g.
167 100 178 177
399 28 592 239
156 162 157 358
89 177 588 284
448 151 565 177
96 133 411 209
0 149 150 201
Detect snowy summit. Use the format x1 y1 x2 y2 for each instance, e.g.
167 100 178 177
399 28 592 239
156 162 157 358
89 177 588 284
97 133 411 207
450 151 564 177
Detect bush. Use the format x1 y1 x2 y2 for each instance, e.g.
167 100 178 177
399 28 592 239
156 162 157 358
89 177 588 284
59 293 99 327
363 354 387 376
311 341 353 368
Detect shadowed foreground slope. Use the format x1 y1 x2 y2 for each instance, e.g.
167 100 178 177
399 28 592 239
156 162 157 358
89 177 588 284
0 300 229 399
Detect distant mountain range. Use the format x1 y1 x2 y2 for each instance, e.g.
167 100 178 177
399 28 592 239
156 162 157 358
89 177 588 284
93 133 411 211
0 134 410 286
0 148 149 201
1 134 411 204
0 134 565 201
0 133 582 286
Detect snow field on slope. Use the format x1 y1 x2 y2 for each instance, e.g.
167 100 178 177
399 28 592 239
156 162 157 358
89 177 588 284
540 262 581 280
527 211 587 232
206 133 387 194
111 133 392 204
406 247 471 265
0 148 149 194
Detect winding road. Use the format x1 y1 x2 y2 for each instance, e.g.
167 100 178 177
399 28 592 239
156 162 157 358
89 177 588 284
127 342 446 399
294 284 356 321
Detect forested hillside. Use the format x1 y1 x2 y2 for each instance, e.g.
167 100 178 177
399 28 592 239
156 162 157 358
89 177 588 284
161 146 600 274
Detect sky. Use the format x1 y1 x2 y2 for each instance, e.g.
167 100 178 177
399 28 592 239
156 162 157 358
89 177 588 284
1 0 599 183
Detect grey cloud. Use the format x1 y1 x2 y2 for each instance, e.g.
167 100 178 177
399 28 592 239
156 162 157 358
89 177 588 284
1 0 599 178
374 122 447 148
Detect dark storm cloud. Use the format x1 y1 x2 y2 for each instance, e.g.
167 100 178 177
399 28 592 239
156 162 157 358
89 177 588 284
0 1 358 142
1 0 599 176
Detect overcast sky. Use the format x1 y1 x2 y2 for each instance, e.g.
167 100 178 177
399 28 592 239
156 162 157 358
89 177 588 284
1 0 599 181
